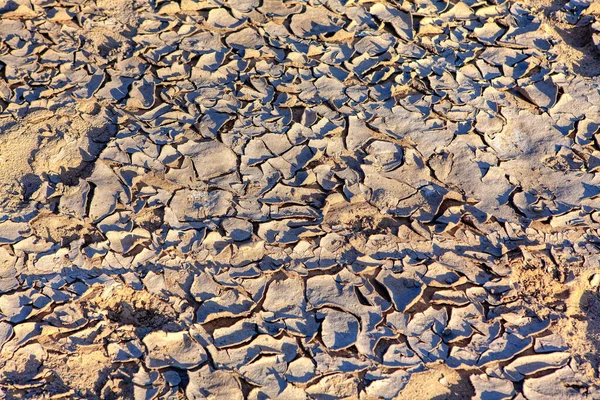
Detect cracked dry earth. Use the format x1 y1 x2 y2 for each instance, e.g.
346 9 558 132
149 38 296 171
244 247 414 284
3 0 600 399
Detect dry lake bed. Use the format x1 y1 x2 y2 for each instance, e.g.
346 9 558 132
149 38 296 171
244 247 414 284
1 0 600 398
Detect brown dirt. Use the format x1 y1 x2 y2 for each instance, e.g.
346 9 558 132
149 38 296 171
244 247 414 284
87 285 182 331
396 364 474 400
43 347 116 398
510 255 570 317
30 211 94 245
521 0 600 76
0 104 114 214
324 199 405 234
133 206 165 231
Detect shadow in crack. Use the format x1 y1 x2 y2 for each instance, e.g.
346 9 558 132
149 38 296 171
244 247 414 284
21 173 42 202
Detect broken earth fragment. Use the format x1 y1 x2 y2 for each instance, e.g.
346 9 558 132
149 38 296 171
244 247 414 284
290 7 344 38
177 140 238 180
0 0 599 398
320 309 360 350
143 331 207 369
470 375 515 400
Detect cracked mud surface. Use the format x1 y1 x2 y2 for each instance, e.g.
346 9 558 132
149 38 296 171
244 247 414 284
1 0 600 398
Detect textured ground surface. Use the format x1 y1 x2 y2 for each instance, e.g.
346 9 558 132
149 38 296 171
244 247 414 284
1 0 600 398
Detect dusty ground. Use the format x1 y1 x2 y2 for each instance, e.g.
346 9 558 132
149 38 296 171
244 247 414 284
1 0 600 398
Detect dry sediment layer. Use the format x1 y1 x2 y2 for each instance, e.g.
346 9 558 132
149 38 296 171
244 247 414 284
1 0 600 398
